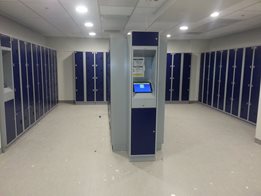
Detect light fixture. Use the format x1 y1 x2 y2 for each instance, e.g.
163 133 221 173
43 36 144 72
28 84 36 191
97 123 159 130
210 11 220 18
127 32 131 35
89 32 96 36
75 5 88 14
84 22 94 27
166 34 171 38
179 26 188 31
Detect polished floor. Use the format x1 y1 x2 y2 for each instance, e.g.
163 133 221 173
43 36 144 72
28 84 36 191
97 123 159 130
0 103 261 196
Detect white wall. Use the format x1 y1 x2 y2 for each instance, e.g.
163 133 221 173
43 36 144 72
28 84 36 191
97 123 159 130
167 40 208 101
0 15 46 45
46 37 109 101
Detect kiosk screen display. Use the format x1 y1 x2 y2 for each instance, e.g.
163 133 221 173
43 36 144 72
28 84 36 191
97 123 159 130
133 83 152 93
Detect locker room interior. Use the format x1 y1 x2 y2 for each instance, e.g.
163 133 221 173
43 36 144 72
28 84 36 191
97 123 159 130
1 0 261 196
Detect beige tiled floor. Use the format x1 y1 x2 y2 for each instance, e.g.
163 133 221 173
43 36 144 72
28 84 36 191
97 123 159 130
0 103 261 196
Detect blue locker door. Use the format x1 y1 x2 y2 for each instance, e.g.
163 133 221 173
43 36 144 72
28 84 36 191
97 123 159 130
32 44 40 120
213 51 221 108
45 48 50 111
86 52 95 102
198 53 205 102
96 52 104 101
5 100 16 144
207 52 215 106
20 41 30 129
12 39 23 135
225 49 235 113
218 50 228 110
165 53 172 101
106 52 110 102
172 53 181 101
38 46 44 117
75 52 84 101
41 47 46 113
240 48 253 120
131 108 156 155
182 53 191 101
51 50 55 107
232 48 243 116
26 43 35 125
55 51 58 104
249 47 261 123
0 34 11 48
203 53 210 104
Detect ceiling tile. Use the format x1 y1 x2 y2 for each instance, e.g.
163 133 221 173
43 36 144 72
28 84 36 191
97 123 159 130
98 0 138 7
137 0 168 8
243 2 261 12
101 15 128 31
100 6 134 16
222 10 261 20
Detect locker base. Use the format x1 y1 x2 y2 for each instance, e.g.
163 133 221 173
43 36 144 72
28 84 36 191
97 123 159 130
75 101 108 105
165 101 190 104
255 138 261 145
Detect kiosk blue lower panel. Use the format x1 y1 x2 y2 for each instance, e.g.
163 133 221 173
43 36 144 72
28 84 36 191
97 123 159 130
182 53 191 101
131 108 156 155
165 53 172 101
75 52 84 101
249 47 261 123
198 53 205 103
86 52 95 101
5 100 16 144
203 53 210 104
96 52 104 101
207 52 215 106
172 53 181 101
213 51 221 108
240 48 253 120
232 48 243 116
219 50 228 110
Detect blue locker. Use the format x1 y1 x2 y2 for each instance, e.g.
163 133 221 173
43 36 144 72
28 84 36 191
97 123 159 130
165 53 172 101
213 51 221 108
106 52 110 102
37 46 44 116
96 52 104 101
232 48 243 116
32 44 40 120
0 34 11 48
198 53 205 103
203 53 210 104
12 39 23 135
50 50 55 107
75 52 84 101
182 53 191 101
173 53 181 101
240 47 253 120
26 43 35 124
249 46 261 123
20 41 30 129
131 108 156 155
132 32 158 46
45 48 50 111
225 49 236 113
41 47 47 113
218 50 228 110
86 52 95 102
207 52 215 106
5 100 16 144
54 51 58 104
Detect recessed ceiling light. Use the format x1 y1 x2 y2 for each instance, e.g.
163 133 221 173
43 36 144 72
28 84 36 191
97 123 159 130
210 11 220 18
89 32 96 36
75 5 88 14
127 32 131 35
180 26 188 31
166 34 171 38
84 22 93 27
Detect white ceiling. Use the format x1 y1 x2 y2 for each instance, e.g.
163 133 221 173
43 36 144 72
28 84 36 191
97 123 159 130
0 0 261 39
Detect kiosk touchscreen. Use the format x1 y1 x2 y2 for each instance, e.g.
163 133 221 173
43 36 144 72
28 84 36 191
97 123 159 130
133 82 152 93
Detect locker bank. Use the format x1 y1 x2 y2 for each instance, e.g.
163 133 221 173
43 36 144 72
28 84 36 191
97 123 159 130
1 0 261 195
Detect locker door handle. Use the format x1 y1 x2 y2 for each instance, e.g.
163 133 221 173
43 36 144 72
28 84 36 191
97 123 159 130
153 130 156 133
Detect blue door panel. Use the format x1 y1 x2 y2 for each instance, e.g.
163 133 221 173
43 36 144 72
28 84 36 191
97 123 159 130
96 52 104 101
207 52 215 106
232 48 243 116
45 48 50 111
75 52 84 101
5 100 16 144
132 32 158 46
51 50 55 107
203 53 210 104
240 48 253 120
38 46 44 117
20 41 30 129
106 52 110 102
16 111 23 135
165 53 172 101
182 53 191 101
249 47 261 123
41 47 47 113
213 51 221 108
131 108 156 155
173 53 181 101
1 34 11 48
198 53 204 103
219 50 228 110
54 51 58 104
32 44 40 120
225 49 235 113
86 52 95 101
